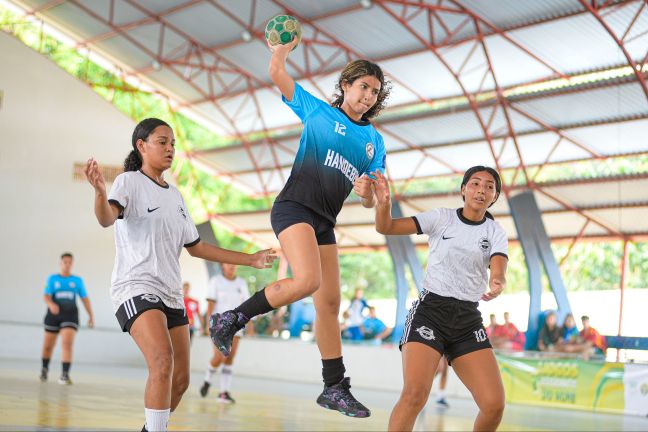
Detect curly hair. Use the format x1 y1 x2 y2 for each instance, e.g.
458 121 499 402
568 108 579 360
331 59 391 120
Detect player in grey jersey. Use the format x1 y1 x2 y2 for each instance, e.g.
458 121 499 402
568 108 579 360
372 167 508 432
84 118 276 432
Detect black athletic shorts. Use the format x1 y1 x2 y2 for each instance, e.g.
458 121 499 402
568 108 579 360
44 307 79 333
115 294 189 333
400 291 492 364
271 200 336 245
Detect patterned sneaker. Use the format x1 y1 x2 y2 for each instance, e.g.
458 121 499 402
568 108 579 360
316 377 370 418
200 381 211 397
39 368 48 382
436 397 450 408
217 391 236 404
58 374 72 385
209 311 247 356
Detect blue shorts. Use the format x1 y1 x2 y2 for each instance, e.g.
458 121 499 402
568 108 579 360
271 200 336 245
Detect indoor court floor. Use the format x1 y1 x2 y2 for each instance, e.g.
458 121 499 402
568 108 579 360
1 358 647 431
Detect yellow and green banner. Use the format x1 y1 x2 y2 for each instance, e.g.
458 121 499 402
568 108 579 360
497 354 626 414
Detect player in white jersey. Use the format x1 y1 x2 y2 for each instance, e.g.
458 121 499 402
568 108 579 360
84 118 276 432
199 263 250 403
372 166 508 432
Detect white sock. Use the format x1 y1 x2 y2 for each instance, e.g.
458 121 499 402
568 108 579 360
204 365 217 384
437 389 446 400
145 408 170 432
220 365 233 393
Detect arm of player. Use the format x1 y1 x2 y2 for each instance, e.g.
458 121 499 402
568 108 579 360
373 171 418 235
483 255 508 301
84 158 120 227
44 295 59 315
81 297 94 328
268 37 299 100
187 242 277 269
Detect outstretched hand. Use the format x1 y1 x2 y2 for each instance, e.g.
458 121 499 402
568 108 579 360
250 248 278 269
372 170 391 206
84 158 106 195
353 174 374 200
482 276 505 301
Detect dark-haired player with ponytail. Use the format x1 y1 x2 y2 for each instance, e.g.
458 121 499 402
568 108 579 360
210 38 391 418
84 118 276 432
372 166 508 432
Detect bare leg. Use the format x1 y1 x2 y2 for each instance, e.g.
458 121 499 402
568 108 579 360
312 244 341 360
209 347 225 369
452 349 505 431
130 310 173 409
41 331 58 361
264 224 322 307
169 324 190 411
59 328 76 363
389 343 441 432
437 357 448 391
223 336 241 366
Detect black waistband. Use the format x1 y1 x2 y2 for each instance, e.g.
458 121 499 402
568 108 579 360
425 291 479 307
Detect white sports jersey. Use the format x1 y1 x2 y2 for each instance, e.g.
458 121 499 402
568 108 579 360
206 275 250 313
414 208 508 302
107 170 200 312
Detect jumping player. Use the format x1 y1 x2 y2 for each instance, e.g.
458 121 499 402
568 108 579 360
372 167 508 431
210 37 391 418
40 252 94 385
84 118 276 432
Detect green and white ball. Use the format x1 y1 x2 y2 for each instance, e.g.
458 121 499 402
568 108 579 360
265 14 302 51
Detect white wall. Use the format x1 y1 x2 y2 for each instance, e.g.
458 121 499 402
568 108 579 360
0 31 212 329
0 321 470 397
0 31 137 327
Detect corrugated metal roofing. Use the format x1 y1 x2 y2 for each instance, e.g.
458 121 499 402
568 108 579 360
6 0 648 247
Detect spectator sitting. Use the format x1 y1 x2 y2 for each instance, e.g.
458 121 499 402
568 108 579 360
361 306 392 342
486 313 501 338
345 288 368 341
580 315 607 356
560 313 580 344
556 313 590 356
537 311 561 352
486 313 507 349
500 312 525 351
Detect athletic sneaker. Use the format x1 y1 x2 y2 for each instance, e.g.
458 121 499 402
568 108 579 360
200 381 210 397
316 377 370 418
39 368 48 382
436 397 450 408
209 311 247 356
217 391 236 404
58 374 72 385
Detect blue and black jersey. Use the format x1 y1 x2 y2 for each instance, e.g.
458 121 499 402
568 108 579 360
276 83 386 225
44 274 87 311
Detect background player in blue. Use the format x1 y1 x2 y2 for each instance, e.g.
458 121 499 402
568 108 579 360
372 167 508 431
210 37 391 418
40 252 94 385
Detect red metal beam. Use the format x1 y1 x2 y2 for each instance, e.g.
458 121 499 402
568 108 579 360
617 239 629 344
559 220 591 267
579 0 648 101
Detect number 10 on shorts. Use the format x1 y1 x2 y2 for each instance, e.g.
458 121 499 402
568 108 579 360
474 328 487 342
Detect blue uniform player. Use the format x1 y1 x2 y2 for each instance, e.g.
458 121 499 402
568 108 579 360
210 36 391 418
41 252 94 385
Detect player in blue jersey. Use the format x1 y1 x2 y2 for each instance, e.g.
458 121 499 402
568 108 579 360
210 37 391 418
40 252 94 384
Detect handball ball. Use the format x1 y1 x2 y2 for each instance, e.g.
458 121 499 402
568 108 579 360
265 14 301 51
